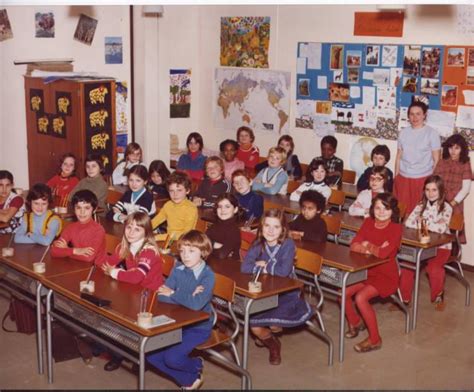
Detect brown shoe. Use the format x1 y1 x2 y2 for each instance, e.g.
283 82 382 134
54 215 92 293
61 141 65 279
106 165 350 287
354 337 382 353
261 335 281 365
345 321 366 339
75 336 93 364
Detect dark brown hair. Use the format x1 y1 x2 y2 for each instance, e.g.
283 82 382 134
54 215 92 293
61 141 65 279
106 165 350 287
419 175 447 216
278 134 295 155
178 230 213 259
148 160 171 182
58 153 77 177
186 132 204 151
371 145 390 163
369 193 400 223
26 183 53 211
441 134 470 164
369 166 390 192
237 126 255 143
254 208 289 247
166 171 192 191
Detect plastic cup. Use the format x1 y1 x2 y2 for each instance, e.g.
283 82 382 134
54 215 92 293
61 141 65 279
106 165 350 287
137 312 153 328
2 247 14 257
33 262 46 274
419 235 431 244
80 280 95 293
248 281 262 293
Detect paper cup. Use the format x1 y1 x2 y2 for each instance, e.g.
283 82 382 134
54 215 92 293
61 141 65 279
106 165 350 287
80 280 95 293
137 312 153 328
248 281 262 293
160 248 171 255
2 247 14 257
57 206 68 214
33 262 46 274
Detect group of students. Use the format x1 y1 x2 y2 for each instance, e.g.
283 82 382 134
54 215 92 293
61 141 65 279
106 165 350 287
0 105 471 389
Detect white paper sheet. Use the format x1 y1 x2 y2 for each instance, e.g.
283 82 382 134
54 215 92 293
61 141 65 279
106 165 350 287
455 105 474 128
299 43 309 58
362 86 376 106
363 71 373 81
462 89 474 105
382 45 398 67
376 86 396 119
317 75 327 89
350 86 361 99
307 42 322 70
426 109 456 137
373 68 390 86
313 114 335 137
354 104 378 129
297 57 307 75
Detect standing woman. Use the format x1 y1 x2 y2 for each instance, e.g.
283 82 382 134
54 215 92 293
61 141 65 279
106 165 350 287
394 101 441 215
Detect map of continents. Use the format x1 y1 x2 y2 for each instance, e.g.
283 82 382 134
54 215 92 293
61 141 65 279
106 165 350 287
214 68 291 133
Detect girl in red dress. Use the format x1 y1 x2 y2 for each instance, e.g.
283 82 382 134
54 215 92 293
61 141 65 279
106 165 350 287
344 193 403 353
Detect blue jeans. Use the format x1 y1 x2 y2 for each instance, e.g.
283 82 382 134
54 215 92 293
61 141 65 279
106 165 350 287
147 326 210 387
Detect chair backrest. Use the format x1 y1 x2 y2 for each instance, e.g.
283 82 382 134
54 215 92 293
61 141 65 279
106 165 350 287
449 213 464 232
328 189 345 210
106 187 123 206
321 214 342 236
161 254 175 277
105 233 121 255
191 179 201 194
195 218 208 232
342 169 356 184
295 248 323 276
398 201 407 221
300 163 309 179
287 180 301 194
213 273 236 303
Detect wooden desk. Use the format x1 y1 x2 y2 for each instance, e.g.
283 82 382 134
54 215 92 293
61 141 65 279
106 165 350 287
207 258 304 376
331 211 454 330
44 269 208 389
293 239 387 362
340 183 357 199
261 193 300 214
0 235 92 376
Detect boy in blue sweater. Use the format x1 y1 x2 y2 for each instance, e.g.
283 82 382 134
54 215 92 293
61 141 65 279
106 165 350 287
147 230 215 390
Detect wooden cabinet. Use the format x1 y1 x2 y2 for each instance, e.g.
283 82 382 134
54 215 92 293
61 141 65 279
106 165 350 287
24 76 116 185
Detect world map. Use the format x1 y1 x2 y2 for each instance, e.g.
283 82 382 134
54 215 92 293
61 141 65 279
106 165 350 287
214 68 291 133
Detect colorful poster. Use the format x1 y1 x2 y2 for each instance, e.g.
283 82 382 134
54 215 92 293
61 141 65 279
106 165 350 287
0 9 13 42
35 12 54 38
105 37 123 64
170 69 191 118
115 82 128 134
220 17 270 68
74 13 98 46
403 45 421 76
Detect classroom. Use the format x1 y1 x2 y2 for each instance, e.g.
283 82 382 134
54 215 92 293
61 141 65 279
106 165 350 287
0 2 473 390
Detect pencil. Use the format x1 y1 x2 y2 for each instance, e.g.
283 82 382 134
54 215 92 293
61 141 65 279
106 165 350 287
147 291 157 314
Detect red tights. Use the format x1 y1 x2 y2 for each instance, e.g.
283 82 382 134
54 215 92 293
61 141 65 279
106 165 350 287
343 283 381 344
399 248 451 302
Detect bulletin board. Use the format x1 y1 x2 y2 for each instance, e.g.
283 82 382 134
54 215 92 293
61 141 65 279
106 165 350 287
295 42 474 148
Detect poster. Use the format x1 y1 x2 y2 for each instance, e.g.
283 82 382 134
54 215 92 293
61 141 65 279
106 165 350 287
35 12 54 38
0 9 13 42
115 82 128 134
74 13 98 46
170 69 191 118
220 17 270 68
105 37 123 64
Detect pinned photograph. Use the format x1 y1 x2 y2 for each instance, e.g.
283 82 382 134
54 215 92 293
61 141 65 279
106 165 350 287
330 44 344 69
348 68 359 84
365 45 380 66
420 78 439 96
403 45 421 76
447 48 465 66
298 79 310 96
467 67 474 86
331 102 355 125
333 69 343 83
421 47 441 78
0 9 13 42
402 76 417 93
35 12 54 38
315 100 332 115
329 83 350 102
74 13 98 46
105 37 123 64
381 45 398 67
346 50 361 67
373 68 390 86
170 69 191 118
441 85 457 106
468 48 474 66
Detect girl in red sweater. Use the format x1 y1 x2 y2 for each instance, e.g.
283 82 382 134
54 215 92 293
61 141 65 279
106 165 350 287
236 126 260 170
344 193 403 353
102 211 164 291
46 153 79 207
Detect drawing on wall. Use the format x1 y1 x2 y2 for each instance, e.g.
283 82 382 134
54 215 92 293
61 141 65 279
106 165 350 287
115 82 128 134
56 92 72 116
170 69 191 118
365 45 379 66
37 114 50 135
402 76 417 93
468 48 474 66
330 45 344 69
346 50 361 67
329 82 350 102
421 47 441 78
298 79 310 96
105 37 123 64
348 68 359 83
316 101 332 114
441 85 458 106
30 89 44 113
420 78 439 95
403 45 421 76
382 45 398 67
0 9 13 42
220 16 270 68
51 116 66 139
35 12 54 38
74 13 98 46
467 67 474 86
447 47 465 66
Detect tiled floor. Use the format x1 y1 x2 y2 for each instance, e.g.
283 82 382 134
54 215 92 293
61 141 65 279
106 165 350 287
1 270 473 390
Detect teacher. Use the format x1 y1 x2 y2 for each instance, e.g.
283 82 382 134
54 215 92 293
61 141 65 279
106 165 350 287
394 101 441 215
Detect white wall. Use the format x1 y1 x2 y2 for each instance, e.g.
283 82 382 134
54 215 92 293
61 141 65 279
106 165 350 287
0 5 131 187
132 4 473 263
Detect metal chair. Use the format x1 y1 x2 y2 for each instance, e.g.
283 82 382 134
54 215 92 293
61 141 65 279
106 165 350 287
294 249 334 366
446 213 470 306
196 273 252 389
389 259 411 333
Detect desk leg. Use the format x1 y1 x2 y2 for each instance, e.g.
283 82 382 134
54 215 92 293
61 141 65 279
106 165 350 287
339 272 350 363
242 299 254 389
138 338 148 390
412 249 423 331
36 283 44 375
46 289 54 384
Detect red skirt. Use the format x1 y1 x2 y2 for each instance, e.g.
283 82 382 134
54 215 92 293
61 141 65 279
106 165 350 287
394 174 429 216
